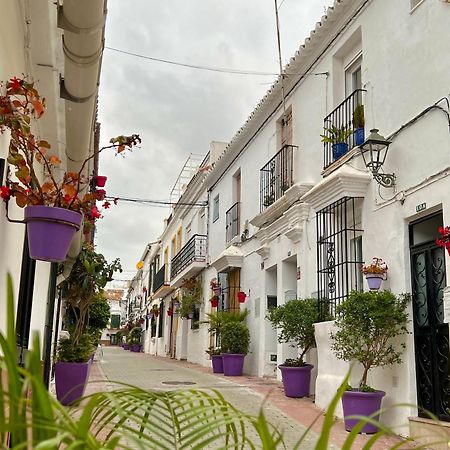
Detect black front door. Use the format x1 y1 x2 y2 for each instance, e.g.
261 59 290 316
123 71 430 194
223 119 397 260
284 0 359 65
410 214 450 420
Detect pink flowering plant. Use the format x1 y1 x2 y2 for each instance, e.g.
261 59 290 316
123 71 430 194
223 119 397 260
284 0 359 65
0 76 140 226
436 226 450 255
361 257 388 276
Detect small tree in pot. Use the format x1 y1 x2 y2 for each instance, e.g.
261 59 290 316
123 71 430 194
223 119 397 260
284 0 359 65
221 322 250 376
128 327 143 352
266 298 330 398
331 290 410 434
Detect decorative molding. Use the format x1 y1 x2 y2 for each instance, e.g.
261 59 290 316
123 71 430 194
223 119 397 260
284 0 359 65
210 245 244 273
256 245 271 260
300 165 371 212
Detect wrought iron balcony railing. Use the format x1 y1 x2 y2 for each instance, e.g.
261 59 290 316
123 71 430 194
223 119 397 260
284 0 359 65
323 89 366 170
226 202 240 242
260 144 295 212
153 264 169 293
171 234 207 279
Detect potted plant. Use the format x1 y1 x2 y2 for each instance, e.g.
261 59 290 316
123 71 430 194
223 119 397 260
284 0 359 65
353 104 365 146
128 327 143 352
54 333 95 405
95 175 107 187
362 257 388 290
180 276 202 319
210 278 221 296
150 304 160 318
331 290 410 434
221 321 250 376
0 76 140 262
320 125 353 160
206 347 223 373
210 295 219 308
115 331 124 346
266 298 331 398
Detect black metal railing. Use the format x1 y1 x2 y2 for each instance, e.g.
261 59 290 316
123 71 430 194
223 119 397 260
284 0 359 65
171 234 207 279
153 264 169 292
323 89 366 170
260 144 295 212
226 202 240 242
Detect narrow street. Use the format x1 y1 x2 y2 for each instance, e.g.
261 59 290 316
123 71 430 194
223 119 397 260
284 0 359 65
87 347 409 449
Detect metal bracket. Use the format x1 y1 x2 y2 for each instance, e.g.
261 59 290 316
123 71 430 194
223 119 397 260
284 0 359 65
373 172 396 188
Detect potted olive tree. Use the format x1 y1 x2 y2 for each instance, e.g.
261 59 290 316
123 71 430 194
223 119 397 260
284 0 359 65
331 290 410 434
221 321 250 376
128 327 143 352
267 298 330 398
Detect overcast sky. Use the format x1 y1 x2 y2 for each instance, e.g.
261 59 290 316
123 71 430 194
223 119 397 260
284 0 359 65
95 0 333 283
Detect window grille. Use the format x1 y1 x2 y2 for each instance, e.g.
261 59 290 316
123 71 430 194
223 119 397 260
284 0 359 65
316 197 364 317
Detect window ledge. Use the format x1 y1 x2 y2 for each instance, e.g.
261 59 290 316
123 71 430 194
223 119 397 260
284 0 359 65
322 146 360 178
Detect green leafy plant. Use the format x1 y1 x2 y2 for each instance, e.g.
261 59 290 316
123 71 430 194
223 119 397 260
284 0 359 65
353 104 365 129
179 276 202 317
88 293 111 330
266 298 331 365
331 290 410 389
56 333 94 363
128 326 143 345
206 309 249 335
221 321 250 354
115 330 124 345
206 346 221 356
320 125 353 144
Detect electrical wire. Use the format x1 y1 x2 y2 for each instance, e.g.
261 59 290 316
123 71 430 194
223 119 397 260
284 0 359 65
104 195 207 207
104 46 328 77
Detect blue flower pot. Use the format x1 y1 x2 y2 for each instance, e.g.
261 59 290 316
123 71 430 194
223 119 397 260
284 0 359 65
332 142 349 160
354 128 365 146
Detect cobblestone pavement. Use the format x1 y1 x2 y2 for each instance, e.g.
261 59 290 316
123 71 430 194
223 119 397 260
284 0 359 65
89 347 412 449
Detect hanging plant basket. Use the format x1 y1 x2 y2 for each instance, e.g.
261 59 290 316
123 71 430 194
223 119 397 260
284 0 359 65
167 308 173 317
96 175 107 187
24 205 82 262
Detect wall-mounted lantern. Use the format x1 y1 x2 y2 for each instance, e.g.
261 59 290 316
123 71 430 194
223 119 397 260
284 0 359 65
359 129 395 188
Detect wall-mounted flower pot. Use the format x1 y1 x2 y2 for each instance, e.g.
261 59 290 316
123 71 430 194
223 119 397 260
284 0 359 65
237 291 247 303
188 312 194 319
24 205 82 262
332 142 349 160
342 389 385 434
211 355 223 373
212 286 221 296
95 175 107 187
365 274 383 290
55 361 90 406
167 309 173 317
278 364 313 398
222 353 245 376
354 128 365 146
210 297 219 308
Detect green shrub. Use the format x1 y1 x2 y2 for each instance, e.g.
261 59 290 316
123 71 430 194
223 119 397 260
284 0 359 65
331 290 410 389
88 294 111 330
57 333 94 363
266 298 331 365
128 326 143 345
221 322 250 354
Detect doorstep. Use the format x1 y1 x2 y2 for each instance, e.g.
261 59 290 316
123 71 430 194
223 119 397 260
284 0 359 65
409 416 450 449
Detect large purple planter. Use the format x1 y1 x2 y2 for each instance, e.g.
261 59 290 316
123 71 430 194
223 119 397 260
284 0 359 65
279 364 313 398
342 390 386 434
24 206 82 262
222 354 245 376
55 361 90 406
211 355 223 373
365 274 383 290
130 344 142 352
123 343 130 350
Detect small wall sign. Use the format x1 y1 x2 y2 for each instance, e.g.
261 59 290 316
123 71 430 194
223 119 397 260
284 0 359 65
416 203 426 213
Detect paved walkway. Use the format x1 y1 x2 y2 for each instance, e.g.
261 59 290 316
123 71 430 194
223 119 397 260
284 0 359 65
87 347 413 449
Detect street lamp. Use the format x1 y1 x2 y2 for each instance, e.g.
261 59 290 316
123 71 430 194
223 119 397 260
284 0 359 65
359 128 395 188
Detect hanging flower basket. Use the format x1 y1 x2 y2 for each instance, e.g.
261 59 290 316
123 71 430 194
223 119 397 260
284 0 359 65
237 291 247 303
210 296 219 308
24 205 82 262
167 308 173 317
365 274 383 291
188 311 194 319
361 257 388 292
96 175 107 187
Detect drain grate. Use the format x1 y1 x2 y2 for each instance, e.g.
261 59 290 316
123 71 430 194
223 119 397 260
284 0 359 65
162 381 197 386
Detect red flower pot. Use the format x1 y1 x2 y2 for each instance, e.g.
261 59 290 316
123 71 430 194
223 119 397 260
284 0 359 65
96 175 107 187
167 309 173 317
237 291 247 303
210 297 219 308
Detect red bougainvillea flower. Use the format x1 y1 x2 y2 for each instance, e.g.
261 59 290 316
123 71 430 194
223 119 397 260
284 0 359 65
8 76 22 90
102 201 111 209
436 226 450 256
0 186 11 201
90 205 102 219
96 189 106 200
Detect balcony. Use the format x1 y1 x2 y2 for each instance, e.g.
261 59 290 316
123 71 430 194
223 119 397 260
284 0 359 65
260 144 295 212
226 202 240 242
170 234 207 288
322 89 366 170
152 264 173 299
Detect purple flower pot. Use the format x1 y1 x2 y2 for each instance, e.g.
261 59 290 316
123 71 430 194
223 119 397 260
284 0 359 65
123 343 130 350
278 364 313 398
130 344 142 352
365 274 383 290
222 353 245 376
24 206 82 262
211 355 223 373
342 390 386 434
55 361 90 406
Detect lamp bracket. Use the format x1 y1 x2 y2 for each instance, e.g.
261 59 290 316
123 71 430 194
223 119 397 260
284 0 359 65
373 172 396 188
